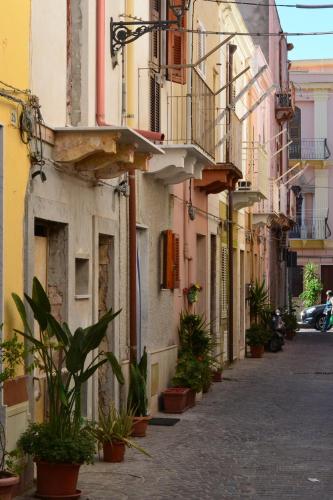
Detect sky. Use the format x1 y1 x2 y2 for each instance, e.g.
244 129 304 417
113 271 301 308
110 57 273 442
277 0 333 60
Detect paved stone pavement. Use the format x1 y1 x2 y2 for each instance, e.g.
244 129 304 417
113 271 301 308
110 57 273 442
19 331 333 499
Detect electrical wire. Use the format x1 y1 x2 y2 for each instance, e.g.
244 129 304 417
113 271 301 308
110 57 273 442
168 27 333 36
204 0 333 7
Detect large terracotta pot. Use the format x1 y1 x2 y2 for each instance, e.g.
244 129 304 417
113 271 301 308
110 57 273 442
103 441 126 463
163 387 190 413
212 370 223 383
0 473 19 500
131 416 150 437
250 345 265 358
35 461 81 499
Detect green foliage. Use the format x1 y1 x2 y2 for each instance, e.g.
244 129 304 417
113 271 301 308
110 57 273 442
249 280 269 324
127 348 148 417
18 423 95 465
300 263 323 308
246 324 271 347
12 277 124 462
88 404 149 457
173 312 217 392
282 311 298 332
0 331 25 384
172 353 204 392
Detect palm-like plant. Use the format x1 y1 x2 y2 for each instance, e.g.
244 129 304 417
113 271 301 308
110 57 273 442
127 348 148 417
249 280 269 324
12 277 124 438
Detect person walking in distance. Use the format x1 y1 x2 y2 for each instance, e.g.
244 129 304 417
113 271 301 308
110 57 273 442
322 290 333 332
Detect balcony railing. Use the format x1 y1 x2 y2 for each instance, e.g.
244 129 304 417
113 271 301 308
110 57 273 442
289 139 330 160
253 179 280 215
242 143 269 199
166 68 215 159
289 218 330 240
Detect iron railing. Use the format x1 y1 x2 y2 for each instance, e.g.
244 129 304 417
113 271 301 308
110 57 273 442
242 143 269 199
253 179 280 215
289 218 331 240
289 139 330 160
166 68 215 159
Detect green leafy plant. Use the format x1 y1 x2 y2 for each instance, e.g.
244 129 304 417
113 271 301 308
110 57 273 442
282 311 298 332
127 348 148 417
300 263 323 308
246 324 271 347
88 404 149 456
12 277 124 463
249 280 269 324
18 422 95 465
172 353 204 392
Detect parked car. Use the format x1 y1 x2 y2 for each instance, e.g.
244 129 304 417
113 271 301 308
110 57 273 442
299 304 331 331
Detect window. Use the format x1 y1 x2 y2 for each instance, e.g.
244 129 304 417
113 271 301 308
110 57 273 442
150 0 161 67
161 230 180 289
167 1 187 84
75 257 89 297
197 22 206 76
150 75 161 132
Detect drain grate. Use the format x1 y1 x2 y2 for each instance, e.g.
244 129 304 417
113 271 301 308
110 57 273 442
314 371 333 375
294 371 333 375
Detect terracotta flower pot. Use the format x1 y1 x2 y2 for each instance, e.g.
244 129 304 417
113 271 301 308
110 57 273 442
103 440 126 463
35 461 81 499
212 370 223 382
286 330 295 340
0 473 19 500
250 345 265 358
163 387 190 413
131 416 150 437
187 389 196 408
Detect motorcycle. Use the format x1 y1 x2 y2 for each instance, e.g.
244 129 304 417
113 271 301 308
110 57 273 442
266 309 285 353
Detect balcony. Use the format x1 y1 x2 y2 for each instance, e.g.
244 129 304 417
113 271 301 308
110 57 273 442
289 139 330 161
232 144 268 211
275 85 295 123
289 218 331 240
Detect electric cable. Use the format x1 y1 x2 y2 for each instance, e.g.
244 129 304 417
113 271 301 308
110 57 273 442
204 0 333 8
167 27 333 36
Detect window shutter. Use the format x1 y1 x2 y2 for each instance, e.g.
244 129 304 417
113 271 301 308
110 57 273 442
173 233 180 289
162 230 175 289
150 0 161 67
220 246 229 321
167 2 187 84
150 75 161 132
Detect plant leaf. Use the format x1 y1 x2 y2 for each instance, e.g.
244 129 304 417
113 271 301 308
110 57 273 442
105 352 124 384
32 277 51 313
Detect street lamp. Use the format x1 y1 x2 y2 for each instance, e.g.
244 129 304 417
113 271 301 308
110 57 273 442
110 0 191 58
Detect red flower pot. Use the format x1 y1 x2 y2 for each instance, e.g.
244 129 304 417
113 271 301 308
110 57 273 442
212 370 223 382
0 473 19 500
163 388 190 413
35 461 81 498
250 345 265 358
103 441 126 463
187 389 196 408
131 416 150 437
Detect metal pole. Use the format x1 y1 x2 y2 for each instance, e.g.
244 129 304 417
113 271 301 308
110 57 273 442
228 190 234 364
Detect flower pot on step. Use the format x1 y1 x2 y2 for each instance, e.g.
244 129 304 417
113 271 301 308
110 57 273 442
212 370 223 382
131 416 150 437
163 388 190 413
103 440 126 463
250 345 265 358
35 461 81 499
0 473 19 500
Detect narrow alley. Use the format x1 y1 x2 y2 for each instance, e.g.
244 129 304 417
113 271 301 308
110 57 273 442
22 332 333 499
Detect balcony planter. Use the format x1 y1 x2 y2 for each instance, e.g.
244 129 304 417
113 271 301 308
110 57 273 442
131 416 150 437
250 345 265 358
163 388 190 413
103 441 126 463
35 461 81 499
0 473 20 500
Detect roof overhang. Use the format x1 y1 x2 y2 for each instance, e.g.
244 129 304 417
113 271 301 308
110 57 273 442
194 162 242 194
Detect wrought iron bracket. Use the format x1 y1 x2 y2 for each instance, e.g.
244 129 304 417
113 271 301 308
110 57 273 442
110 18 179 57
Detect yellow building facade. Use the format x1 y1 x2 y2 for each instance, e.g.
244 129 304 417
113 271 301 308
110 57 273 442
0 0 31 451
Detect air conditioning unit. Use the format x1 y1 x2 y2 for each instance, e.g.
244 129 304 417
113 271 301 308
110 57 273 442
237 180 252 191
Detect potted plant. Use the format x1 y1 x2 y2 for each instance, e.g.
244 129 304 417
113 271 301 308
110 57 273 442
282 311 298 340
183 284 202 305
246 324 271 358
172 353 203 407
13 277 124 499
127 348 150 437
0 330 25 499
248 280 269 324
88 404 149 463
162 387 191 413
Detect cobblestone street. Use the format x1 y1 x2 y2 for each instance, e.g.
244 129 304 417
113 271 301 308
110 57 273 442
21 332 333 499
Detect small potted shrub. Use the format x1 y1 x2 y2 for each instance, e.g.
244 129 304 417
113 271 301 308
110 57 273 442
89 404 149 462
283 311 298 340
246 324 270 358
127 348 150 437
13 277 124 499
171 353 203 407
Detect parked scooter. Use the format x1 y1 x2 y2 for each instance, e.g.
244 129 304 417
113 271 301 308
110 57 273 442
266 309 285 352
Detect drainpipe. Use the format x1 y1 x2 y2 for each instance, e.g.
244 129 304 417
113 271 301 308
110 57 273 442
128 170 137 362
96 0 108 126
226 44 236 364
